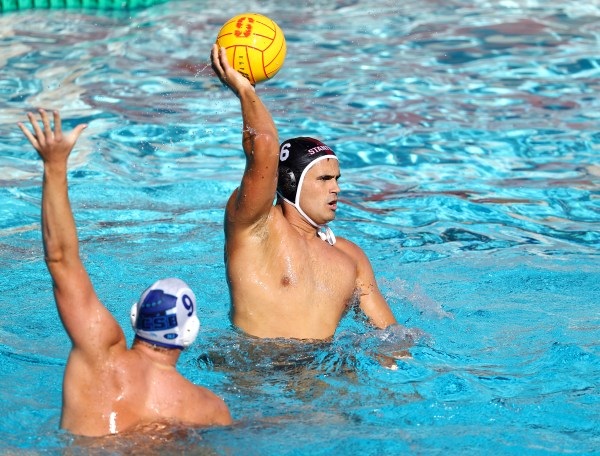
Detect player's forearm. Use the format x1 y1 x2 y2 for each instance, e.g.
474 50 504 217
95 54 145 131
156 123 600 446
41 163 79 266
361 292 398 329
238 86 278 154
371 309 398 329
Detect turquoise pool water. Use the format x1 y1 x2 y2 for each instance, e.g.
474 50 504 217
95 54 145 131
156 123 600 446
1 0 599 454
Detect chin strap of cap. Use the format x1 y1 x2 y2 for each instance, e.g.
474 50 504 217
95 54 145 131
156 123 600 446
318 225 336 245
278 191 337 246
295 201 337 246
285 154 339 246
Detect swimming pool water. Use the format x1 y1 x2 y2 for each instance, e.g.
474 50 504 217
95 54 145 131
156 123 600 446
1 0 599 454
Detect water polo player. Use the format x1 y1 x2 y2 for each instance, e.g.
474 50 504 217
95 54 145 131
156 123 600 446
18 109 231 436
211 44 398 340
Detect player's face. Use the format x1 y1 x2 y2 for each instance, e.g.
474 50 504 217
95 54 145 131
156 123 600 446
299 158 341 225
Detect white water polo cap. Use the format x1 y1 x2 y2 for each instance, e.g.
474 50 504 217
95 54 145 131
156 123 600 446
277 137 339 245
130 278 200 349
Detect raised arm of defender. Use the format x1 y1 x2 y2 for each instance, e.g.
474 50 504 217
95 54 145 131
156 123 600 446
210 44 280 229
18 110 125 355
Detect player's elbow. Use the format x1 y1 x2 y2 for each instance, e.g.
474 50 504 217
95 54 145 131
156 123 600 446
44 248 82 284
44 251 66 268
44 244 78 267
252 129 279 153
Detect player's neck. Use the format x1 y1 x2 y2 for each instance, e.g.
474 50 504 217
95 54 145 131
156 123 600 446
132 339 181 367
281 200 320 239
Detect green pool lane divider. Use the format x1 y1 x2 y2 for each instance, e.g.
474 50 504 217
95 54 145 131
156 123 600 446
0 0 168 12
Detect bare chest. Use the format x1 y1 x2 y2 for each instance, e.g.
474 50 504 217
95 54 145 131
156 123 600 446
279 240 357 297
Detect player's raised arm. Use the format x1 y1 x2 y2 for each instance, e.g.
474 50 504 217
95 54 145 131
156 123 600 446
210 44 280 229
18 110 124 354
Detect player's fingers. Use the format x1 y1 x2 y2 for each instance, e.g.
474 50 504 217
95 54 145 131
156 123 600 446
211 44 224 75
218 46 230 70
53 111 62 140
27 112 45 146
17 122 40 150
70 123 88 142
39 109 53 140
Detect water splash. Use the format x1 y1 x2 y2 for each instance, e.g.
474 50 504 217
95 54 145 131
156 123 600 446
382 277 454 319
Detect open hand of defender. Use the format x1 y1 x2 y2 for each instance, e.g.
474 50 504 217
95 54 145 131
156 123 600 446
18 109 87 166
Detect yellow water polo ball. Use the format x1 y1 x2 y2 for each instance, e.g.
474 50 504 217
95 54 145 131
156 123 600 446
216 13 286 84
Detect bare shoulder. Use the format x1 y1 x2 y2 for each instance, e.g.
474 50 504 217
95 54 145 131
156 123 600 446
188 382 232 426
334 236 369 263
119 350 231 426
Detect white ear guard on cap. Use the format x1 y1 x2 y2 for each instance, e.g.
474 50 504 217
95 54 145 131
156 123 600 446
180 313 200 347
130 278 200 349
283 154 339 246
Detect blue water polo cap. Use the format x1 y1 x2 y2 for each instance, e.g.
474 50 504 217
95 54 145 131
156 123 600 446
130 278 200 349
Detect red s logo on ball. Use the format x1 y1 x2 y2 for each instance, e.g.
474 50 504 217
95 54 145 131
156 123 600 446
234 17 254 37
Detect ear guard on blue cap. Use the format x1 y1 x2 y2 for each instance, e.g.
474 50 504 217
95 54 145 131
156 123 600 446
130 278 200 349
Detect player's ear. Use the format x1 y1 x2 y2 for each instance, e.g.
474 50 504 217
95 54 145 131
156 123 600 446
279 166 296 191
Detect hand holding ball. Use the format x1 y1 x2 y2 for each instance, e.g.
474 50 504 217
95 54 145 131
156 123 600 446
216 13 286 84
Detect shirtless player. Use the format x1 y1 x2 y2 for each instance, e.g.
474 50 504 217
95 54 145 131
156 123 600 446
18 109 231 436
211 44 397 340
